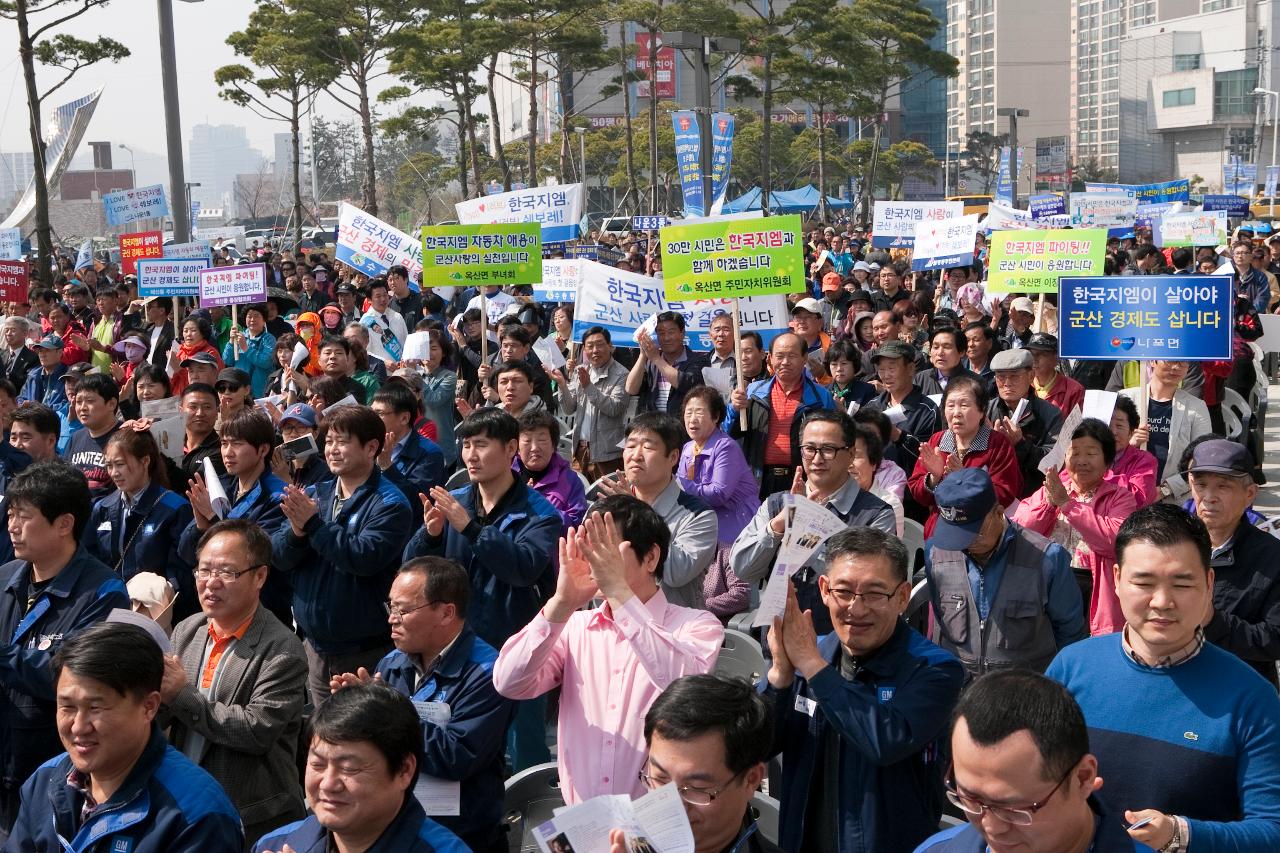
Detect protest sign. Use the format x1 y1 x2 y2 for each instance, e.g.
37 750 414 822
163 240 212 264
119 231 163 275
420 223 542 287
1135 201 1180 228
911 213 979 271
985 228 1108 294
570 260 788 350
564 244 598 260
1059 275 1232 361
632 215 670 230
1084 179 1189 203
534 258 582 302
871 201 962 248
102 184 169 227
336 202 424 280
456 183 585 243
672 111 704 217
1156 210 1228 247
1069 193 1138 228
198 264 267 308
0 228 21 260
1202 195 1250 218
1029 194 1066 219
0 260 27 302
1223 160 1257 196
137 259 206 298
659 214 804 300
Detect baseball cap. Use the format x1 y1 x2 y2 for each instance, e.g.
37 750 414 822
869 340 916 363
1189 439 1252 478
215 368 251 390
821 272 842 293
335 283 356 295
847 289 873 304
1024 333 1059 354
279 403 317 429
990 349 1033 371
791 297 823 316
64 362 99 380
181 351 221 368
932 469 998 550
1010 296 1036 315
853 261 872 273
34 333 64 350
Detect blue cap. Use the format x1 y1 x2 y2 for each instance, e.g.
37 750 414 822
932 468 997 550
279 403 317 429
34 333 63 350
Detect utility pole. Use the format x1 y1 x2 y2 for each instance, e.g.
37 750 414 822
158 0 192 243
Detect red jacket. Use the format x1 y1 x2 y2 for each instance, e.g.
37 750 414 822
907 424 1023 538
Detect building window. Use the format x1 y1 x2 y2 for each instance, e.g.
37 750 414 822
1162 87 1195 107
1215 67 1259 116
1202 0 1242 11
1173 54 1201 71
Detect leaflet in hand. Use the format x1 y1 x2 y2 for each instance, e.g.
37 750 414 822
882 404 908 426
203 456 230 519
403 331 433 363
326 394 359 412
534 784 694 853
290 341 311 369
701 366 733 399
533 335 568 370
139 397 182 420
753 495 847 627
1011 397 1028 425
412 701 460 816
1082 389 1117 424
1037 406 1083 474
149 415 185 463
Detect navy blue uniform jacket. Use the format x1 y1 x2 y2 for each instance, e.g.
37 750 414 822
382 431 446 506
254 795 467 853
86 483 193 585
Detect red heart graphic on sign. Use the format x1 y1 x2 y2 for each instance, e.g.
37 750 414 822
478 204 486 212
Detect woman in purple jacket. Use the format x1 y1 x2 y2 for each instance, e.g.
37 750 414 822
678 386 757 621
516 409 588 534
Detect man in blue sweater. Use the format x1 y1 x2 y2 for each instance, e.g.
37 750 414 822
1047 503 1280 852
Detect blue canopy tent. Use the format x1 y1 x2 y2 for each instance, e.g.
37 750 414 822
721 184 854 214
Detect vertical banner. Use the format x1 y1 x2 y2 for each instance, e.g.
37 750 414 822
634 32 676 99
672 111 704 217
1266 165 1280 199
708 112 735 216
190 200 201 238
995 147 1013 205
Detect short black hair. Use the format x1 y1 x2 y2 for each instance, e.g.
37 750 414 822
645 675 774 776
367 277 390 296
953 670 1089 782
963 321 996 342
853 423 884 467
852 407 892 445
318 335 351 356
655 311 686 331
1071 417 1116 466
929 325 964 351
518 408 560 445
74 373 120 404
0 378 15 401
624 411 687 456
1116 503 1211 575
11 402 60 437
825 526 908 584
1134 244 1162 262
824 339 863 374
456 408 519 445
1170 247 1194 269
681 385 727 425
400 556 469 618
1113 394 1140 431
220 409 276 451
493 359 536 386
132 364 172 396
388 264 409 279
498 325 532 347
325 405 387 456
587 493 672 582
8 460 92 540
581 326 612 345
799 408 856 448
53 622 163 701
942 373 989 411
311 682 423 783
198 517 273 569
740 331 763 350
309 377 349 407
182 382 218 402
372 381 421 419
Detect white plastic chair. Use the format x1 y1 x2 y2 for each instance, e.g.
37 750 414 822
901 517 926 575
503 762 565 853
714 628 767 684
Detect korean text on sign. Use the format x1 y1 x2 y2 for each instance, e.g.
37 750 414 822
871 201 962 248
0 260 28 302
1059 274 1232 361
103 184 170 227
420 223 542 288
198 264 267 308
659 214 804 301
985 228 1108 294
119 231 164 276
137 259 206 298
336 202 425 280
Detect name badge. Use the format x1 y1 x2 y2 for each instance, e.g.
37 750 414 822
794 694 817 717
97 521 112 532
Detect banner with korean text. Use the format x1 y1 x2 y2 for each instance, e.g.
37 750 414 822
163 240 213 264
0 228 21 260
535 258 583 302
570 260 788 351
1156 210 1228 247
336 202 424 280
871 201 962 248
659 214 804 300
0 260 28 302
198 264 267 308
103 184 170 227
1084 180 1189 204
1059 275 1232 361
456 183 585 243
420 223 541 288
119 231 163 275
911 214 979 271
985 228 1108 294
1069 193 1137 229
137 259 206 298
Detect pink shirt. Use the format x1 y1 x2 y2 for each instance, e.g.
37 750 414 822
492 590 723 804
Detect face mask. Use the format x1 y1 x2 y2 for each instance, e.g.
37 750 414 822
299 326 315 341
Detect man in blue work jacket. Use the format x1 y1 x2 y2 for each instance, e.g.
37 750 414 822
332 556 514 853
0 460 130 831
372 381 446 505
764 526 964 853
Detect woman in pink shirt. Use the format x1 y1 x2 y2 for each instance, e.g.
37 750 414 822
1013 418 1138 636
1106 395 1159 507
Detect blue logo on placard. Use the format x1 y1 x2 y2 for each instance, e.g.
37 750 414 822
1110 337 1136 351
878 686 896 703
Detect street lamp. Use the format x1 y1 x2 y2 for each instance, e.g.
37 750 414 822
184 182 200 239
118 143 136 185
660 31 741 216
1254 87 1278 216
574 126 587 200
996 107 1030 209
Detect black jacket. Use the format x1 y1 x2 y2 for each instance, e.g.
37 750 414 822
986 394 1064 498
1204 517 1280 688
636 348 710 415
0 346 37 391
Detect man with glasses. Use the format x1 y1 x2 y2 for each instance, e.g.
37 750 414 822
331 557 514 853
1232 241 1273 315
916 669 1151 852
765 526 964 853
924 469 1084 680
732 409 894 635
1250 244 1279 312
162 518 308 846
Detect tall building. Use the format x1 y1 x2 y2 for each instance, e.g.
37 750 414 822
187 124 265 212
0 152 35 215
902 0 950 158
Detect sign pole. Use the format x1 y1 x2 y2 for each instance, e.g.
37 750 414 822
731 298 745 392
173 297 181 338
1137 362 1149 449
479 292 488 364
1035 293 1046 333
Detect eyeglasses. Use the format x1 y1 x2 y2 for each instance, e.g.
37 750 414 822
944 765 1073 826
638 770 741 806
799 443 849 460
386 599 437 618
193 566 262 582
825 580 905 609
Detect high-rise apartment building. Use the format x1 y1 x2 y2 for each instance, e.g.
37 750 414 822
187 124 265 211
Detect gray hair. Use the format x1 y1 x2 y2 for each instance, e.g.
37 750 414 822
3 316 30 334
343 322 370 343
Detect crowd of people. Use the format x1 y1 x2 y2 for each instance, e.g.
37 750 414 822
0 220 1276 853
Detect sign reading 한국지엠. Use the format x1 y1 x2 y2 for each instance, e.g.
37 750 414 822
420 223 542 288
1059 275 1232 361
119 231 164 275
985 228 1108 294
534 258 582 303
911 214 979 271
198 264 267 308
872 201 962 248
455 184 585 244
0 260 28 302
1069 193 1138 229
659 214 804 300
1156 211 1228 248
103 184 170 227
1201 195 1250 218
137 259 206 298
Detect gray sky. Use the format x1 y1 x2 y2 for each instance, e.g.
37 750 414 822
0 0 401 180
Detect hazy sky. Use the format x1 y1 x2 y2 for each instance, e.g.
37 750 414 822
0 0 404 179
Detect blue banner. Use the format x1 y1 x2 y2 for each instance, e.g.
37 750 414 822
1135 201 1178 228
1059 275 1233 361
672 111 705 217
564 245 599 260
1029 194 1066 219
1084 180 1190 203
1202 195 1250 218
1223 159 1257 196
995 147 1013 205
709 112 735 213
